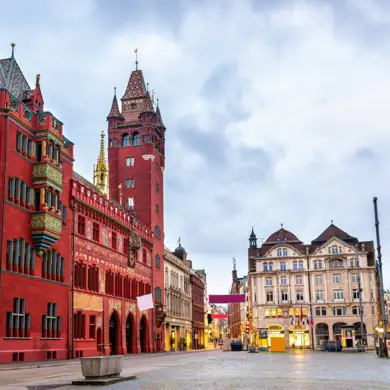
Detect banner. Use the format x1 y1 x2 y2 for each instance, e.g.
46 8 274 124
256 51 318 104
211 313 228 319
209 294 246 304
137 294 154 311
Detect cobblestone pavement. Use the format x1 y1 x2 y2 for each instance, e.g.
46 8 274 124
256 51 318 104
0 350 389 389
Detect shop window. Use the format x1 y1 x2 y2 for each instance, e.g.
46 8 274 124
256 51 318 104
6 298 31 338
42 303 61 338
289 308 294 316
277 308 282 317
265 309 270 317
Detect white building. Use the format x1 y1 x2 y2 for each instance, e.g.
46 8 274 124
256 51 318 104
164 244 192 351
248 224 378 349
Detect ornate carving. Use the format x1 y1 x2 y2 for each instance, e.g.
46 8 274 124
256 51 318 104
33 162 63 191
156 304 166 328
23 107 32 121
38 113 46 126
31 212 62 234
10 96 18 111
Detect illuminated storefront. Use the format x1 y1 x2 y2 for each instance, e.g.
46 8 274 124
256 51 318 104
264 324 285 347
289 325 310 348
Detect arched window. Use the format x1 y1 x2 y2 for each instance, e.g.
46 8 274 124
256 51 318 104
156 254 161 268
315 307 321 316
321 306 327 316
122 133 131 146
329 259 344 269
132 132 140 145
154 226 161 238
283 248 288 257
277 248 282 257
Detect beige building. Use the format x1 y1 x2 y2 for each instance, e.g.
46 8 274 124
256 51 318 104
164 244 192 351
248 224 378 349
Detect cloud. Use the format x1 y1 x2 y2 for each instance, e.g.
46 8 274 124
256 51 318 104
3 0 390 293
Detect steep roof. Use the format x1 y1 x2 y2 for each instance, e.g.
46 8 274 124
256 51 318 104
121 70 147 100
0 56 31 99
311 223 357 244
156 105 165 128
120 70 154 123
107 94 123 119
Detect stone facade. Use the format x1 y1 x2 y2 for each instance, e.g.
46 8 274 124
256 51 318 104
249 224 378 349
164 246 192 351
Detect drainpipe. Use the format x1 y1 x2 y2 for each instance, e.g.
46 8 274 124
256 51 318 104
70 203 76 359
0 113 9 292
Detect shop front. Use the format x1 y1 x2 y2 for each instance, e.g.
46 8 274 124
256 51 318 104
264 324 285 347
289 325 311 348
186 329 192 350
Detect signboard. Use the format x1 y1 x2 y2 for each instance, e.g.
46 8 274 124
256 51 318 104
209 294 246 304
212 313 228 319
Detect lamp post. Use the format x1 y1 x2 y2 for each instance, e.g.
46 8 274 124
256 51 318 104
373 197 388 357
355 245 365 349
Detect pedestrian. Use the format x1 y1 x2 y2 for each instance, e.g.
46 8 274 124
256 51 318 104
292 342 295 350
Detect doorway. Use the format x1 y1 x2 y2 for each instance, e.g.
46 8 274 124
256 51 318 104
109 312 118 355
140 315 147 353
126 314 134 354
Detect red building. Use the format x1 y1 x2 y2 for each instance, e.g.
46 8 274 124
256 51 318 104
0 45 166 363
0 45 73 363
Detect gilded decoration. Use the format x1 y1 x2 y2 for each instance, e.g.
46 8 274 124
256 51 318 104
34 130 64 147
74 292 103 311
33 163 63 190
31 212 62 235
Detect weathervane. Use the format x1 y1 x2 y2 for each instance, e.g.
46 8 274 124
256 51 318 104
177 237 181 246
233 257 236 271
134 48 138 70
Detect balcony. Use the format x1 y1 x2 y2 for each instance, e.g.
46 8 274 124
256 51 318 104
31 212 62 255
33 162 63 192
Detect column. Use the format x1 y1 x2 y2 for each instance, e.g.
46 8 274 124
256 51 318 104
42 139 47 157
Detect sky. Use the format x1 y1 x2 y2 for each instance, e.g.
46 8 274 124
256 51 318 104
1 0 390 295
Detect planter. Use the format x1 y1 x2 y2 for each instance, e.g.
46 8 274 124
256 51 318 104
80 355 124 379
248 346 257 353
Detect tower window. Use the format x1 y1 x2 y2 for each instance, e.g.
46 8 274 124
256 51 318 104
156 204 159 214
126 157 135 167
132 132 140 146
125 178 135 188
131 103 136 110
122 134 131 147
156 183 160 192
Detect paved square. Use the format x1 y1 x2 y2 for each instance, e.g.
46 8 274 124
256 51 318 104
0 350 389 389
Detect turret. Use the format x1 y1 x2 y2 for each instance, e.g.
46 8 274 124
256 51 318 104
249 227 257 249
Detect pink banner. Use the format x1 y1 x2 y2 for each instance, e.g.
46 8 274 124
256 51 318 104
209 294 246 304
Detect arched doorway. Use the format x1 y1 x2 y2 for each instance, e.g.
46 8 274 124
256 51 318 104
109 312 118 355
96 328 102 354
126 313 135 354
315 323 329 347
140 315 148 353
333 322 346 341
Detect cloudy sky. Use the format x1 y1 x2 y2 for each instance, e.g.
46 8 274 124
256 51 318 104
2 0 390 294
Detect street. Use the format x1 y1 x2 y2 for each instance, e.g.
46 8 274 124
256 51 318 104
0 350 389 389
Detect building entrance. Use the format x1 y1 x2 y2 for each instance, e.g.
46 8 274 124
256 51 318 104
109 312 118 355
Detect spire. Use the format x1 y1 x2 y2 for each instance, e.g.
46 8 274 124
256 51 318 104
249 227 257 249
93 131 109 196
107 87 123 120
11 42 15 58
233 257 236 271
156 103 165 128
